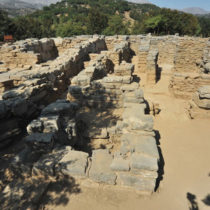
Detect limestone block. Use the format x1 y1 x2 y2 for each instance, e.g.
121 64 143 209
122 76 133 84
133 136 159 158
89 149 117 185
189 100 210 119
41 100 78 116
25 133 54 150
121 134 159 159
42 116 61 133
102 76 123 83
27 119 43 134
121 83 140 92
130 153 158 172
128 115 154 131
110 156 130 172
126 101 146 113
58 150 89 177
198 86 210 99
71 75 91 86
115 62 134 76
123 89 144 104
117 173 156 192
193 93 210 109
123 97 144 104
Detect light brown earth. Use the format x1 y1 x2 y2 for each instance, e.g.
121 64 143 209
45 74 210 210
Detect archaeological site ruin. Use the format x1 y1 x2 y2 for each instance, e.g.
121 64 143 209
0 34 210 209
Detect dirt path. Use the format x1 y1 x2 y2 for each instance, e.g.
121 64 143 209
45 75 210 210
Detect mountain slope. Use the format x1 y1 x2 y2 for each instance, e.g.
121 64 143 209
127 0 151 3
21 0 61 7
0 0 62 16
182 7 210 15
0 0 41 9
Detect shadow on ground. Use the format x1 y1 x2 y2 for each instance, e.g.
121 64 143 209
154 130 165 191
0 142 81 209
202 194 210 206
187 192 199 210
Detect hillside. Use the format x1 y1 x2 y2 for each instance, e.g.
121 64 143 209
0 0 210 40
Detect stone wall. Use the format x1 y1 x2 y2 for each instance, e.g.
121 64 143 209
174 38 207 73
0 38 58 72
189 86 210 119
169 37 210 100
1 35 210 206
0 37 160 201
0 37 107 148
53 35 93 55
65 40 159 194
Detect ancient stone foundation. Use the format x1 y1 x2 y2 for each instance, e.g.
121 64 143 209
0 34 210 209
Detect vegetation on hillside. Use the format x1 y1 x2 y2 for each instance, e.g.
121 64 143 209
0 0 210 41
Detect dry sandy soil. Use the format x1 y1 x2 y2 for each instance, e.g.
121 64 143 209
45 75 210 210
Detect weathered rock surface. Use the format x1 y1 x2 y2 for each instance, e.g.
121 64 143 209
89 150 117 185
117 173 156 192
58 150 89 177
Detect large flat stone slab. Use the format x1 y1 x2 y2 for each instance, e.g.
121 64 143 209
89 149 117 185
58 150 89 177
117 173 156 192
130 153 158 172
123 109 154 132
121 134 159 159
110 155 130 172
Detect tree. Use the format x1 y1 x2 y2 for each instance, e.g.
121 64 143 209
144 15 163 34
142 8 201 36
198 16 210 37
103 15 129 35
87 8 108 34
56 20 87 37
